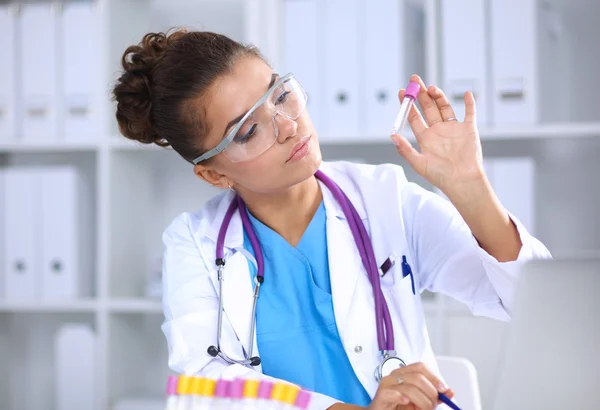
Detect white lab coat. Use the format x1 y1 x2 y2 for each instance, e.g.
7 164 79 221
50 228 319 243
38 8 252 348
161 161 551 409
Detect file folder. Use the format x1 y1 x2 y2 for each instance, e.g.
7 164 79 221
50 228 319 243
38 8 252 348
20 4 59 140
3 168 40 301
364 0 402 138
485 157 536 234
55 324 96 410
323 0 362 140
62 2 102 140
41 167 92 299
490 0 538 124
282 0 323 134
441 0 490 125
0 5 17 140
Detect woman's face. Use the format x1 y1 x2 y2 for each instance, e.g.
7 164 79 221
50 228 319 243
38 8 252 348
195 56 322 195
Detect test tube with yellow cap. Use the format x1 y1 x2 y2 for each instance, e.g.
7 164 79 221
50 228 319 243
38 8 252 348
191 377 216 410
270 382 301 410
176 375 194 410
238 378 260 410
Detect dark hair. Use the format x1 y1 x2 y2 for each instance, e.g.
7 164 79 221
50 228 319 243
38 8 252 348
112 29 264 163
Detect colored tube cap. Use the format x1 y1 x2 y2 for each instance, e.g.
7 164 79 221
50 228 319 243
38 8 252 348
177 375 193 395
214 379 231 398
243 379 260 398
166 376 178 395
257 381 274 399
190 376 203 394
272 383 300 404
295 390 312 409
405 81 420 99
230 378 245 399
197 378 216 397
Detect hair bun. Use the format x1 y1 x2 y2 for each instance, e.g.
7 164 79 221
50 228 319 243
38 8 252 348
113 32 176 146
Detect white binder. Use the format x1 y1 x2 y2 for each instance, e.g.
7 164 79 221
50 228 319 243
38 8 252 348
282 0 323 134
0 169 5 298
61 2 102 140
323 0 362 140
41 167 92 300
364 0 401 138
490 0 538 125
0 5 17 141
3 168 40 301
441 0 490 125
485 157 536 235
20 4 59 141
55 324 96 410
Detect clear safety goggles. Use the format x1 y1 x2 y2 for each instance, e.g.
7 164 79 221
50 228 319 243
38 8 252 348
192 73 308 164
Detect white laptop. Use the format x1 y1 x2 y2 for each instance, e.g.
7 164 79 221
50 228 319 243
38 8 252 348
490 257 600 410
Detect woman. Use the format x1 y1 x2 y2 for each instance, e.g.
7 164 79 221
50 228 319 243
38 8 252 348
113 30 550 410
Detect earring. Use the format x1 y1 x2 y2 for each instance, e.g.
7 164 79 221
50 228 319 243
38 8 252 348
227 182 235 192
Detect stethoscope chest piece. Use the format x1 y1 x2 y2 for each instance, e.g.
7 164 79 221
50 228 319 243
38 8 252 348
375 354 407 382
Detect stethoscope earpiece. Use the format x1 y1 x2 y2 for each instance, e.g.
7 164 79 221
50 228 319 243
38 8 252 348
207 345 219 357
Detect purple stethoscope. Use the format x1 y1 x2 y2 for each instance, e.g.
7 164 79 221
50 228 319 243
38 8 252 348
207 170 460 409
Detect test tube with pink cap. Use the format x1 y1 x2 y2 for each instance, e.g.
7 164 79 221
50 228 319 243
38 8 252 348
228 378 246 410
213 379 232 410
293 390 312 410
257 380 275 409
165 375 179 410
392 81 421 135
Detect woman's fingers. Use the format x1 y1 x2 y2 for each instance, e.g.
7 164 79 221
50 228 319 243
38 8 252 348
395 382 437 409
402 362 449 393
427 85 457 122
464 90 477 123
410 74 443 127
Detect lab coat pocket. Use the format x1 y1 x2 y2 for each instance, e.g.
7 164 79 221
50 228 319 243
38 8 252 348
382 273 422 364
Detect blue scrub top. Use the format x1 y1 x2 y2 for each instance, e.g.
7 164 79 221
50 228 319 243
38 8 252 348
243 201 371 406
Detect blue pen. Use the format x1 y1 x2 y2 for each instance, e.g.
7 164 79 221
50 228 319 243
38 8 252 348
438 392 461 410
401 255 416 295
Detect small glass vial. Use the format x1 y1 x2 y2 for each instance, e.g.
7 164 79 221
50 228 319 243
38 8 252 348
392 81 421 135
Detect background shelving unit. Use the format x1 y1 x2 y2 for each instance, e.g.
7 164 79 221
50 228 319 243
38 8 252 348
0 0 598 409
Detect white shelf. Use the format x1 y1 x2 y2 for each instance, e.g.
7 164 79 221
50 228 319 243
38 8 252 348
0 140 102 153
479 121 600 140
109 299 163 314
2 120 599 154
0 300 98 313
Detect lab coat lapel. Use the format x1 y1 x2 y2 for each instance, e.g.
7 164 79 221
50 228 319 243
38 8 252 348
322 183 362 342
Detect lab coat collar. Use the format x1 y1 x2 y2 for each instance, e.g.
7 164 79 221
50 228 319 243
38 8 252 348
201 161 368 248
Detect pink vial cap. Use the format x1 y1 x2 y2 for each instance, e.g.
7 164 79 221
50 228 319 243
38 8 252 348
257 381 274 399
166 376 178 395
295 390 312 409
214 379 231 398
405 81 420 99
230 378 245 399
